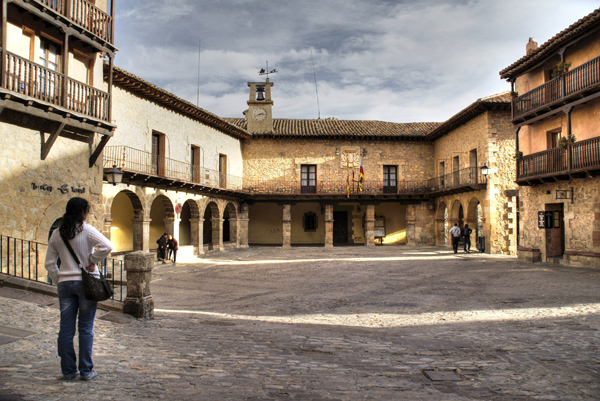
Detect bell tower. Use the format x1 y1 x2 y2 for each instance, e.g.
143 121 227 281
246 78 274 133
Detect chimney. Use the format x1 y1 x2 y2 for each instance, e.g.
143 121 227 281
526 37 538 55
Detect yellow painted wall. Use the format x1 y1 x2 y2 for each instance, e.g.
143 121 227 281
150 199 167 249
249 203 283 244
290 203 325 244
375 203 407 244
110 191 134 252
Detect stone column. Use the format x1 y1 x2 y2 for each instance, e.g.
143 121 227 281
324 204 333 248
282 204 291 248
164 217 175 237
211 218 222 251
103 217 112 241
123 251 154 319
365 204 375 247
238 208 249 249
229 218 238 247
189 218 205 257
132 217 151 251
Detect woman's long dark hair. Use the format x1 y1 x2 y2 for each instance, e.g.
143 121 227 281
59 197 90 240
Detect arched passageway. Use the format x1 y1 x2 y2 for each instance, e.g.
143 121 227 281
223 202 238 246
203 202 220 250
110 190 143 252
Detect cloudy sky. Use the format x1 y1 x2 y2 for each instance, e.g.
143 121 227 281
114 0 598 123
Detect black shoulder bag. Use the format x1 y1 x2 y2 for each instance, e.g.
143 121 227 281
60 233 114 302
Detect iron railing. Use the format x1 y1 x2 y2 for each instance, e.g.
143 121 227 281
243 167 486 195
513 54 600 119
2 51 110 121
517 136 600 180
34 0 113 43
0 235 125 302
103 146 244 190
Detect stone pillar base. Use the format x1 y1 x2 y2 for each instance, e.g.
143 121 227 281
517 247 541 263
123 296 154 319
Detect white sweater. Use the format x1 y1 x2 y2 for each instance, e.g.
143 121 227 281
45 222 114 284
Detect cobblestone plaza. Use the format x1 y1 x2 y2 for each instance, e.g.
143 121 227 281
1 246 599 400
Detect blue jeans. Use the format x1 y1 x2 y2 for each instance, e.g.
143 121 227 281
57 281 97 378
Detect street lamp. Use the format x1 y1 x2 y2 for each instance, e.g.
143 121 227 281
104 165 124 186
480 163 490 178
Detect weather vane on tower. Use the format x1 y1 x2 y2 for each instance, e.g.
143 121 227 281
259 61 277 79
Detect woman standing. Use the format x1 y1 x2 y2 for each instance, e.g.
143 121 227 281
45 197 114 381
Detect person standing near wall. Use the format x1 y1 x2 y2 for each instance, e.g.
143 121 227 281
167 234 178 263
462 224 473 253
449 223 462 254
156 233 168 264
45 197 114 381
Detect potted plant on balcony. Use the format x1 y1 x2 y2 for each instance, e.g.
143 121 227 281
510 90 518 99
513 150 523 160
551 61 572 79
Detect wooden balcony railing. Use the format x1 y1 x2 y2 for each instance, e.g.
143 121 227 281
513 54 600 120
243 167 486 196
2 50 110 121
517 136 600 181
34 0 113 44
103 146 244 191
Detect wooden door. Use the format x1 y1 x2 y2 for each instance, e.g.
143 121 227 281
333 211 348 244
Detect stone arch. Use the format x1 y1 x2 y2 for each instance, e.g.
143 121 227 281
436 201 449 246
450 199 464 227
466 197 482 236
149 195 175 248
202 201 220 251
179 198 200 246
110 189 144 252
222 202 238 246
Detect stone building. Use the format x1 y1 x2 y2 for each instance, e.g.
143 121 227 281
500 7 600 266
226 79 516 253
102 66 251 258
0 1 116 246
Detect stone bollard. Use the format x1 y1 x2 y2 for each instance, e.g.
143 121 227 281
123 251 154 319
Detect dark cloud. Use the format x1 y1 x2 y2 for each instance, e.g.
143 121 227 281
114 0 599 122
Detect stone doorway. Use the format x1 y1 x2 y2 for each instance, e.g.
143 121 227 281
333 211 348 244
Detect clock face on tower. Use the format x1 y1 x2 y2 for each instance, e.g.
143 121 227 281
252 107 267 122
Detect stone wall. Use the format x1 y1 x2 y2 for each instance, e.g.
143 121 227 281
243 138 435 187
518 177 600 266
0 121 104 242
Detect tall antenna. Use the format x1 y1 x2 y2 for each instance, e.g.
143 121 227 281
311 49 321 119
196 39 201 106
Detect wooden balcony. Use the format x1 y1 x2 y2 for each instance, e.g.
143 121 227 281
512 55 600 123
26 0 113 45
516 136 600 185
103 146 244 196
244 167 486 201
2 50 110 122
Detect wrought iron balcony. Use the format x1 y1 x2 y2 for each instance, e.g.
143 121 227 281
103 146 244 194
244 167 486 198
2 50 110 121
517 136 600 184
512 55 600 122
32 0 113 44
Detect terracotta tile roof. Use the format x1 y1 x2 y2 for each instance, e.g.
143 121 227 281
499 8 600 79
427 92 512 140
106 65 252 140
224 118 441 140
